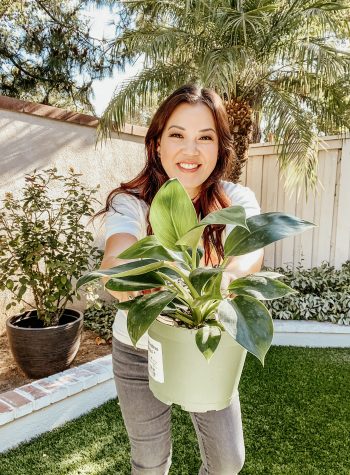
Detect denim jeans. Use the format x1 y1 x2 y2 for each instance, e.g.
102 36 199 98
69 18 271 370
112 336 246 475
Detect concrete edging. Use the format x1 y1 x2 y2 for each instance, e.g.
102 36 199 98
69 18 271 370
272 319 350 347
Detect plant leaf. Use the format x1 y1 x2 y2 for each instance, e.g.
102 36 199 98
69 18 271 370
228 274 298 300
195 325 222 362
189 267 223 294
117 235 181 261
127 290 177 346
217 296 273 365
224 212 316 256
202 271 224 299
177 205 248 248
76 259 159 288
149 178 198 251
105 272 165 291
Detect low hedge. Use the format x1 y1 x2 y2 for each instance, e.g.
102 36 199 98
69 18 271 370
264 260 350 325
83 300 119 342
83 260 350 340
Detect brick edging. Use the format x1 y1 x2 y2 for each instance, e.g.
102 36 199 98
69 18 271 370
0 354 113 426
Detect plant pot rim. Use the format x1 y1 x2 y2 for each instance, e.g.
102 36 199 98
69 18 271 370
6 307 83 331
156 314 225 333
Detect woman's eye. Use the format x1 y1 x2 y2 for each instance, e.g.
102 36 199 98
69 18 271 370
169 133 213 140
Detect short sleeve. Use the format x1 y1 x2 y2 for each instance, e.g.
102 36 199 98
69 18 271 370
221 181 261 239
105 193 142 243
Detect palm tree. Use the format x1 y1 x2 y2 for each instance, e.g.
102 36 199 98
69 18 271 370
99 0 350 193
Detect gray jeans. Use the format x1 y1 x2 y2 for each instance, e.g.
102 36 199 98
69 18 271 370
112 336 246 475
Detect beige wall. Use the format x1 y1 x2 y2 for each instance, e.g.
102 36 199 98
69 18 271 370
1 100 349 332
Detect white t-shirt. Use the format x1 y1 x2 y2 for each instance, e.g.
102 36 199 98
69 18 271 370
104 180 261 350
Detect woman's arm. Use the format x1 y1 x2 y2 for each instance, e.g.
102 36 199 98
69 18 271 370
100 233 142 302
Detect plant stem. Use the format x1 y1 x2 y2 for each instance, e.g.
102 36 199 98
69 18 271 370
157 271 193 301
174 311 195 326
163 263 200 298
191 245 197 269
220 255 230 269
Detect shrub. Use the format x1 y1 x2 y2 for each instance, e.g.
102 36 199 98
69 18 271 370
264 260 350 325
83 300 119 341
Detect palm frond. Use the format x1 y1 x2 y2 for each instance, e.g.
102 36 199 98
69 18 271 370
263 83 322 196
97 61 198 141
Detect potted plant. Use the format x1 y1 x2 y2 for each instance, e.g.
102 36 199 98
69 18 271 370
0 167 103 378
76 178 315 412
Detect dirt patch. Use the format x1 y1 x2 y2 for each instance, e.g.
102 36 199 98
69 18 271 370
0 329 112 393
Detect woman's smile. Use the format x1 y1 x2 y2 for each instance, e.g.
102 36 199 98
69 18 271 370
177 162 202 172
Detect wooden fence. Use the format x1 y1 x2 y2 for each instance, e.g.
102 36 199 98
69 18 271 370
241 136 350 270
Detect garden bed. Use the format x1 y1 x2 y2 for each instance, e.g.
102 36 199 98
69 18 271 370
0 328 111 393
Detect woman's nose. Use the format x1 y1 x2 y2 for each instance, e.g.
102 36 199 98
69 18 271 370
183 139 199 155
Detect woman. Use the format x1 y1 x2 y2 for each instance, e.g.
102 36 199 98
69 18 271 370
97 84 264 474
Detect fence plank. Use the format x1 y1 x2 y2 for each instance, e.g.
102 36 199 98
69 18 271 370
312 150 338 267
275 171 297 269
246 155 263 205
261 154 279 269
333 139 350 267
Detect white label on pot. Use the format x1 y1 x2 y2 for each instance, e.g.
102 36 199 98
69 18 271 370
148 336 164 383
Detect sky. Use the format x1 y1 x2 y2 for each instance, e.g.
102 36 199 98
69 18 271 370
83 4 143 116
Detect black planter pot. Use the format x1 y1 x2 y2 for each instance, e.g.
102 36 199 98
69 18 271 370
6 308 84 378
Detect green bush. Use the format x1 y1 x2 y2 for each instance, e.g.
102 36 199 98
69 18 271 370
264 260 350 325
83 300 119 341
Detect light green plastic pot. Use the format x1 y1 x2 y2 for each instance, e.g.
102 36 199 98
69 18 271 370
148 315 247 412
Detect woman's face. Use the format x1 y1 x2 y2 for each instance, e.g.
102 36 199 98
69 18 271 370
157 102 219 200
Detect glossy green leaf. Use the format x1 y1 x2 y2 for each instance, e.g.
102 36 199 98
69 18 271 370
202 271 224 299
112 260 168 278
117 235 180 261
149 178 198 251
224 212 316 256
189 267 223 294
228 274 298 300
127 290 177 346
105 272 165 291
176 205 248 249
76 259 159 289
217 296 273 365
115 295 143 310
195 324 222 362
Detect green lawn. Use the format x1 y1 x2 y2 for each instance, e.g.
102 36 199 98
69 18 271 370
1 346 349 475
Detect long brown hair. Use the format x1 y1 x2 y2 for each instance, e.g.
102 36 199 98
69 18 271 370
94 84 236 266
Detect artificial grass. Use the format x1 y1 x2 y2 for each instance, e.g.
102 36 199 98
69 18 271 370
0 346 349 475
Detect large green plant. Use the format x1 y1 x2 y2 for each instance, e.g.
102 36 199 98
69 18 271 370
0 167 103 326
76 178 315 364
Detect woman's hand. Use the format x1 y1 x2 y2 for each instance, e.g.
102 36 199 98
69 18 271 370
220 271 238 298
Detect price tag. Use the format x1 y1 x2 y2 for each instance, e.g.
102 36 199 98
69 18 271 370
148 336 164 383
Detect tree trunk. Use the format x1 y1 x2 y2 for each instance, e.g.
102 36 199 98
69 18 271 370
223 97 257 183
